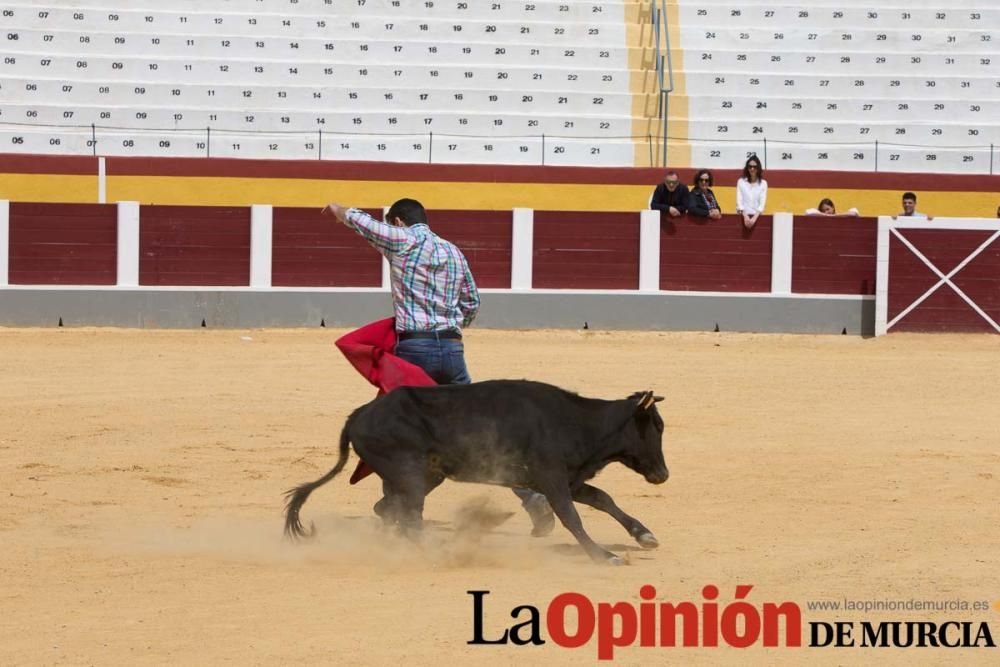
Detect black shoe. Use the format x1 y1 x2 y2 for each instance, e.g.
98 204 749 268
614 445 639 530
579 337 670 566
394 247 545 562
524 494 555 537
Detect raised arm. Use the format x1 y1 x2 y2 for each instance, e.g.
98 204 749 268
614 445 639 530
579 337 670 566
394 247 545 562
322 203 413 256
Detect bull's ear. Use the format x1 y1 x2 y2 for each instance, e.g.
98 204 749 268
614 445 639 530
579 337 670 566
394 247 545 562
653 395 665 403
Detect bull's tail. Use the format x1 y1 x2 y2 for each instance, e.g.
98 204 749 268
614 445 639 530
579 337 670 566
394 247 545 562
283 412 355 539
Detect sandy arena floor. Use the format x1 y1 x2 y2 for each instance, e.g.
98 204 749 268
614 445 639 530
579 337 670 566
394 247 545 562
1 326 998 665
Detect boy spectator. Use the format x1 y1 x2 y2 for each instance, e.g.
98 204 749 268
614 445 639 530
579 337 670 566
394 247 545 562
896 192 931 219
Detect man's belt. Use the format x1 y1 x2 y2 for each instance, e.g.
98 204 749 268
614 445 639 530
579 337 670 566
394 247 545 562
397 329 462 341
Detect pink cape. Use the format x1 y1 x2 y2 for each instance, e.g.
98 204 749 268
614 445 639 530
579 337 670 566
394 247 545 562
334 318 437 484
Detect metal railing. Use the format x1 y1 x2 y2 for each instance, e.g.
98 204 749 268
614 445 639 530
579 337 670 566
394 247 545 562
652 0 675 167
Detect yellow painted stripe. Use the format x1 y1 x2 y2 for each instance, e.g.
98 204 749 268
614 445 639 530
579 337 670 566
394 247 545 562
768 188 999 219
0 174 98 203
3 173 994 218
107 175 660 212
674 186 995 219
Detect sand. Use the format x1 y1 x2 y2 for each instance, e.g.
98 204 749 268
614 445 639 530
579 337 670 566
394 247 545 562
1 326 998 665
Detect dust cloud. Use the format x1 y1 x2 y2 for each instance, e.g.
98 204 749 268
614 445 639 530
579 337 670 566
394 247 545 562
123 495 569 571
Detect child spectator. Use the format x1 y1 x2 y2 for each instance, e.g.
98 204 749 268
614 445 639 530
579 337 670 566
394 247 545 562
895 192 931 219
805 198 859 216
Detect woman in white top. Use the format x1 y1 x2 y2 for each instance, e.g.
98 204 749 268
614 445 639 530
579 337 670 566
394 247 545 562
736 155 767 230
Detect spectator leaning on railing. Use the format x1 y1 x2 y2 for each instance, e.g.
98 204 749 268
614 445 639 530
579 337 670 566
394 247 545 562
735 155 768 230
894 192 933 220
805 198 860 217
650 170 690 218
688 169 722 220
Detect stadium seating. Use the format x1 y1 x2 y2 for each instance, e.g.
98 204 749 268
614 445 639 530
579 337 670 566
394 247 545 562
0 0 649 165
673 1 999 172
1 0 996 171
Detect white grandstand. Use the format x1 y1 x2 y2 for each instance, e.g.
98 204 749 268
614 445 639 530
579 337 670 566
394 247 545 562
0 0 650 165
674 0 999 173
0 0 996 171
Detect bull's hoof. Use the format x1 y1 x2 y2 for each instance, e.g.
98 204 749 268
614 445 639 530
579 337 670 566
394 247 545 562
373 496 390 519
606 555 627 566
524 495 555 537
636 532 660 549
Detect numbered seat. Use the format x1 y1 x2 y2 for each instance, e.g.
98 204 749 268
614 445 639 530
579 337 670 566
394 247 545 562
685 71 1000 100
0 1 648 166
684 95 992 126
0 126 94 155
686 118 990 145
680 5 999 32
672 0 1000 172
679 49 997 77
7 6 628 45
688 141 990 175
59 0 636 23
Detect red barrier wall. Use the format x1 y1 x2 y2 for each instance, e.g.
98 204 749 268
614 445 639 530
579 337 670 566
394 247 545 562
272 207 382 287
532 211 640 289
8 202 117 285
659 214 772 292
888 229 1000 333
425 210 512 289
793 217 878 295
139 206 250 286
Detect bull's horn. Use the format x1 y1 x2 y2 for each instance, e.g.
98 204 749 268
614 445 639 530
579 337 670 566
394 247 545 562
641 393 656 410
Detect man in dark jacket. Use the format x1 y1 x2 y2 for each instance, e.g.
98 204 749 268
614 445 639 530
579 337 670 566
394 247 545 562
650 170 690 217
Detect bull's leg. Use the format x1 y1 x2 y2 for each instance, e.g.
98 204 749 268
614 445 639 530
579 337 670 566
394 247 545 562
572 484 659 549
424 471 445 497
543 486 624 565
374 472 441 527
374 482 404 527
388 462 429 539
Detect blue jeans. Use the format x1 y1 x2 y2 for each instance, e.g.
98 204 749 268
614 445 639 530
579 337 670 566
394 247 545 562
395 338 471 385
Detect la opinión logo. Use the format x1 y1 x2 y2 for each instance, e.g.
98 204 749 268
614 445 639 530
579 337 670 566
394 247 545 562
468 586 998 659
468 585 802 660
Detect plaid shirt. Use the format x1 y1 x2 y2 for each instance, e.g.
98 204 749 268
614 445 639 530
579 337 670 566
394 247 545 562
343 208 480 332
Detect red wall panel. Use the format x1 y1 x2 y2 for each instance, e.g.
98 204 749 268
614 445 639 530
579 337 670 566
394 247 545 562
8 202 117 285
139 205 250 286
792 217 877 295
533 211 639 289
952 240 1000 332
659 214 772 292
425 209 512 289
272 207 382 287
888 230 1000 333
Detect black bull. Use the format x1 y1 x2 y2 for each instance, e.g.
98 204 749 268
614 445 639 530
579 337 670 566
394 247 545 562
284 380 669 564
